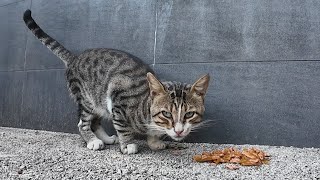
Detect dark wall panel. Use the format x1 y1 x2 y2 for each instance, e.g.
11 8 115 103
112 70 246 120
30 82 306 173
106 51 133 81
156 0 320 63
154 62 320 147
0 72 24 127
25 0 156 70
20 70 78 133
0 0 30 71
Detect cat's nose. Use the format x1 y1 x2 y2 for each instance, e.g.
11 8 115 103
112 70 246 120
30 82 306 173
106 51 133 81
174 130 183 136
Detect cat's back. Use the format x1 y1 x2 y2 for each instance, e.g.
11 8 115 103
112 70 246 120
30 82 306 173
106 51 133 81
66 48 153 109
70 48 151 76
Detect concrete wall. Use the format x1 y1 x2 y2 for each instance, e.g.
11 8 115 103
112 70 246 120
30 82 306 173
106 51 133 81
1 0 319 148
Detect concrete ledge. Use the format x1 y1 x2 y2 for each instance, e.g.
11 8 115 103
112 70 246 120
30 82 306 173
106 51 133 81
0 127 319 179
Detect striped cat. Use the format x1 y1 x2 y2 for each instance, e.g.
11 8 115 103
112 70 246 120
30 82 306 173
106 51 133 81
23 10 210 154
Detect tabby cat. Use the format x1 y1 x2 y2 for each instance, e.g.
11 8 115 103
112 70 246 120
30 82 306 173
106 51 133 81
23 9 210 154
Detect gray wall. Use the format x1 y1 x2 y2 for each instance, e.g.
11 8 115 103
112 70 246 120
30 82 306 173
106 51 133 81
1 0 319 148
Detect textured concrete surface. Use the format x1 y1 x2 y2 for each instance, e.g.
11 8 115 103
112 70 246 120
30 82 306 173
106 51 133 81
1 0 320 148
156 0 320 63
0 127 319 180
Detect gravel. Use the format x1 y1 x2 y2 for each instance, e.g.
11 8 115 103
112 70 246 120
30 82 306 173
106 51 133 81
0 127 319 180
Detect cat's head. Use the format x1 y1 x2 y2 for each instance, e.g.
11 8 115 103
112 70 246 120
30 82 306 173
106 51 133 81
146 73 210 141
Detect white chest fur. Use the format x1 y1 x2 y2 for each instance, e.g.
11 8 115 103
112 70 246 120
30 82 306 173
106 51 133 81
106 97 113 114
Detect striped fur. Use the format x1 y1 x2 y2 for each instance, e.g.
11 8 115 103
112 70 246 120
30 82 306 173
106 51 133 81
23 10 210 154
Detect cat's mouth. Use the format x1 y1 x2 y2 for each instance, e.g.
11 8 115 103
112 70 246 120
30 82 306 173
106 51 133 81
171 135 186 141
166 128 190 141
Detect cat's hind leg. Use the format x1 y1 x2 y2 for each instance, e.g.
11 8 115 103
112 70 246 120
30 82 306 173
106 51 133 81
91 118 118 145
78 105 104 151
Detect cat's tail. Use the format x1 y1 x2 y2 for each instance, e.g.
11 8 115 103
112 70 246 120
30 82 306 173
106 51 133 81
23 9 75 67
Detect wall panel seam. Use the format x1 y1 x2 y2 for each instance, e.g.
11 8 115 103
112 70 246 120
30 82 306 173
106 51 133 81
152 0 157 69
155 60 320 65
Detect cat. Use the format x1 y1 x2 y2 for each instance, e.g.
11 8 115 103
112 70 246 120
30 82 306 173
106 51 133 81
23 9 210 154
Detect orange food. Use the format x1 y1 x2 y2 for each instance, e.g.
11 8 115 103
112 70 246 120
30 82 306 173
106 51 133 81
225 164 240 170
193 147 270 167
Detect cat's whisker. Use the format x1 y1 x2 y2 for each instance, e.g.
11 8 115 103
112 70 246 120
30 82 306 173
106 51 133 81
203 119 219 124
190 119 218 132
146 124 167 132
199 119 218 126
190 128 201 133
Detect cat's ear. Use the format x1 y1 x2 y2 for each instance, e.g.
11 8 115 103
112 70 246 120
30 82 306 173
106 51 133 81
146 72 166 98
190 74 210 97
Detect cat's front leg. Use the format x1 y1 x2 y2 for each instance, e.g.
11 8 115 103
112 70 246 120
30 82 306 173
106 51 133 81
116 131 138 154
147 135 167 151
112 107 138 154
78 119 104 151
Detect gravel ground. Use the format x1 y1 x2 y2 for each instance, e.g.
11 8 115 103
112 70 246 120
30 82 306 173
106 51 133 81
0 127 319 180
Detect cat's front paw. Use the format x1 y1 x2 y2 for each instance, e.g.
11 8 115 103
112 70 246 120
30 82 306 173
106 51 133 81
87 139 104 151
148 140 167 151
120 143 138 154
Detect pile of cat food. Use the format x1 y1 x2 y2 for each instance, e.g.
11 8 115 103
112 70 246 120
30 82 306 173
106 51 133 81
193 147 270 167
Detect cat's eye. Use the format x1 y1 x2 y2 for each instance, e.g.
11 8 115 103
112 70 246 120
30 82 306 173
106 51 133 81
184 112 195 119
162 111 172 118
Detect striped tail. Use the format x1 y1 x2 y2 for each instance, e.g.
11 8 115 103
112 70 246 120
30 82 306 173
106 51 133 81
23 9 75 67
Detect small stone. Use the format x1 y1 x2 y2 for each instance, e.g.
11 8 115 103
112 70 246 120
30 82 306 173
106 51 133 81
135 174 141 179
161 170 168 176
225 164 240 170
123 169 129 174
140 169 147 174
56 168 64 172
17 165 27 174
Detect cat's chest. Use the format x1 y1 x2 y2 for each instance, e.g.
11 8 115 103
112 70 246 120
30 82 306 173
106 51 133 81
94 107 109 118
92 97 112 117
147 129 165 136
